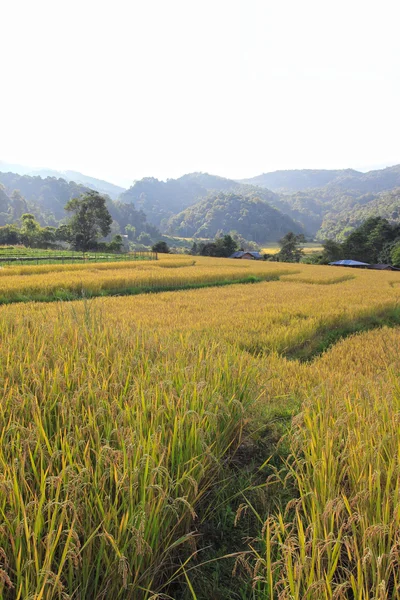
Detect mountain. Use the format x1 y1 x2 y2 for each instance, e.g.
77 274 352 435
323 165 400 195
0 171 161 242
0 162 125 200
30 169 125 199
317 188 400 240
240 169 360 193
240 165 400 238
119 172 280 231
166 192 303 243
0 172 89 222
240 165 400 195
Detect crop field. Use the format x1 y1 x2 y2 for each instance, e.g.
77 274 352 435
0 256 301 303
0 258 399 598
262 243 324 255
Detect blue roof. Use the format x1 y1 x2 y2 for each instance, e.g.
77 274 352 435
230 251 262 259
329 260 370 266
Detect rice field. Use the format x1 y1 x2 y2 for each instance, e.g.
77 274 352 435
262 243 324 255
0 257 400 598
0 256 299 303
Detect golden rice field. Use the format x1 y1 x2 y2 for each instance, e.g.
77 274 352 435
0 256 400 598
262 243 324 255
0 256 299 303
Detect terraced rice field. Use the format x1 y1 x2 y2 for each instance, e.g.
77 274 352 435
0 255 399 598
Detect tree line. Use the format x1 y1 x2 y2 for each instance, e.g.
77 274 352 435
0 192 124 252
272 217 400 266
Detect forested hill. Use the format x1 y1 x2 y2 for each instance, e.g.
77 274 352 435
240 169 359 193
0 172 89 223
0 163 125 200
0 172 160 243
323 165 400 194
119 172 280 230
241 165 400 195
317 188 400 240
166 193 303 242
31 170 125 200
240 165 400 239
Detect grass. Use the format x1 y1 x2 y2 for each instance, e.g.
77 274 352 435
0 246 155 266
0 257 400 598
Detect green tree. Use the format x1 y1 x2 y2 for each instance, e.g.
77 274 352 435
391 243 400 267
0 224 20 245
65 191 112 251
37 226 57 248
214 234 238 257
320 239 343 263
20 213 41 247
342 217 400 263
55 224 72 243
152 241 170 253
277 232 306 262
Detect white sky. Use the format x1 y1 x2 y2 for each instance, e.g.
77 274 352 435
1 0 400 186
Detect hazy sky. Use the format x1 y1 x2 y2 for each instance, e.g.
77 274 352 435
2 0 400 186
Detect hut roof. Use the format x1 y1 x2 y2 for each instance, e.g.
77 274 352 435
230 251 262 259
329 260 370 267
369 264 400 271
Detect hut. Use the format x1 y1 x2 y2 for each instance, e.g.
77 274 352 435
369 264 400 271
230 251 262 260
329 260 370 268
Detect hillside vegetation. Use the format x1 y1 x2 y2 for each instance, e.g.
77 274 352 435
166 192 303 242
0 174 160 244
241 165 400 239
119 173 280 231
31 169 125 199
240 168 359 192
242 164 400 194
0 172 88 223
3 164 400 243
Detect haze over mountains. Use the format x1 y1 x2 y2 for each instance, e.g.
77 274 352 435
1 161 400 244
0 162 125 200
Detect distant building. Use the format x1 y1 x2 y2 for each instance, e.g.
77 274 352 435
369 264 400 271
329 260 370 268
230 251 263 260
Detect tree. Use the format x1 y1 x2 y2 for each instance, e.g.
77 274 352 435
214 234 238 257
20 214 41 247
200 242 218 257
152 241 170 253
342 217 400 263
320 239 343 264
107 234 124 252
391 243 400 267
37 226 57 248
64 191 112 251
0 224 20 245
277 232 306 262
55 224 72 243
